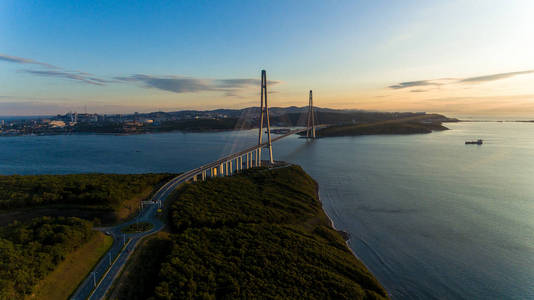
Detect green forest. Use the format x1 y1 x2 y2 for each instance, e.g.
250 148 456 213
0 216 93 299
315 114 449 137
0 173 173 210
118 166 388 299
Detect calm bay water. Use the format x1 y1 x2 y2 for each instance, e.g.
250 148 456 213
1 122 533 299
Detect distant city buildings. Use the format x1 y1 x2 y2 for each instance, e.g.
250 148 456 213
0 109 235 136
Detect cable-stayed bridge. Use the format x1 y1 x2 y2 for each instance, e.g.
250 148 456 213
72 70 323 300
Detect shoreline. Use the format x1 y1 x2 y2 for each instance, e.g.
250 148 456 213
314 181 391 299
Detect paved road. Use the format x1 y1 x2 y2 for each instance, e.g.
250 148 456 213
70 173 188 300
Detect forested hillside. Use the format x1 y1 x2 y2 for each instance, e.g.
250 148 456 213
0 173 173 210
0 217 94 299
117 166 388 299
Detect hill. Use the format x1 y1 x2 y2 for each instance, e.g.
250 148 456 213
315 114 451 137
116 165 389 299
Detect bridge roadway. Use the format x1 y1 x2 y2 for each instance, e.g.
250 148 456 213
71 127 320 299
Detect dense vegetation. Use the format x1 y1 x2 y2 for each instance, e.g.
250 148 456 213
119 166 388 299
121 222 154 233
272 111 434 127
316 114 449 137
0 173 173 210
116 234 173 300
0 216 94 299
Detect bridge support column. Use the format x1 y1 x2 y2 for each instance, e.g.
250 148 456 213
225 161 229 176
202 170 206 181
219 164 224 177
193 174 197 182
212 167 217 177
229 160 233 174
257 69 274 164
253 151 255 167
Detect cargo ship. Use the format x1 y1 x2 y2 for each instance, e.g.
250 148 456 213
465 139 483 145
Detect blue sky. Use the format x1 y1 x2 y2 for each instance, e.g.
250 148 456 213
1 0 533 116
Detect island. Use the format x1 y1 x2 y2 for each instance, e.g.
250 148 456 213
314 114 456 138
110 165 389 299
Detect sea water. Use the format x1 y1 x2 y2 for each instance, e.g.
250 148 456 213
1 122 532 299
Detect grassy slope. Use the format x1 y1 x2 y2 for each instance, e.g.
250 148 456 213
317 114 449 137
31 232 113 300
117 166 388 299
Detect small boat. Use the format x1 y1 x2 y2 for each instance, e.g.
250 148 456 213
465 139 483 145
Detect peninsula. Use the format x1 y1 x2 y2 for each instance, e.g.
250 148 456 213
0 167 388 299
111 166 389 299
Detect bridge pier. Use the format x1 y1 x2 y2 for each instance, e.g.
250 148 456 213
219 163 224 177
229 160 233 174
202 170 206 181
192 174 197 182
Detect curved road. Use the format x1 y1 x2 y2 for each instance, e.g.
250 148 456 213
71 172 191 300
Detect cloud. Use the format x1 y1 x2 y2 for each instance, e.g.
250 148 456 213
115 74 280 94
115 75 214 93
389 80 439 89
0 53 58 69
410 89 427 93
22 70 113 86
389 70 534 90
2 53 280 94
1 53 113 86
459 70 534 83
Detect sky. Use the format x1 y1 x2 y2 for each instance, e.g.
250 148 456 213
1 0 534 117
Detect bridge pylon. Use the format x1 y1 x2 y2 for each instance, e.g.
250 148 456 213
306 90 316 138
258 70 274 165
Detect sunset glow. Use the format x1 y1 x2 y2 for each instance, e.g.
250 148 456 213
1 0 533 116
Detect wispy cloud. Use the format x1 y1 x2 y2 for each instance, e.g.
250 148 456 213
0 53 58 69
389 70 534 90
459 70 534 83
22 70 113 86
2 53 280 94
1 53 114 86
115 75 213 92
389 80 439 89
115 74 280 94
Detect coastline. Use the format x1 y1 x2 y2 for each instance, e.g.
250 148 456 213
313 180 391 299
